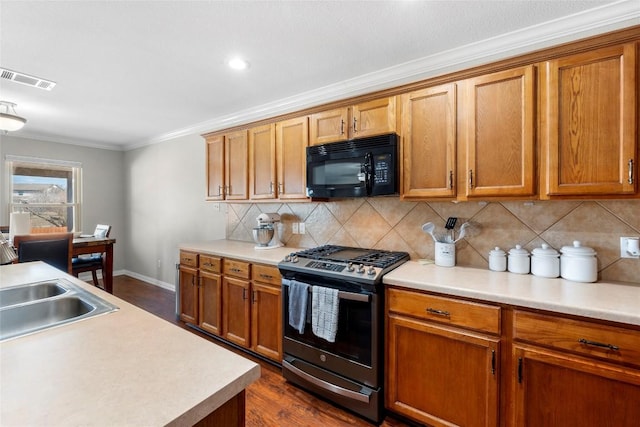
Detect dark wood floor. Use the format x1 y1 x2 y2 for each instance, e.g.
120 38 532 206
107 275 412 427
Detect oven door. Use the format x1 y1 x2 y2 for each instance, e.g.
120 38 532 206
281 273 382 388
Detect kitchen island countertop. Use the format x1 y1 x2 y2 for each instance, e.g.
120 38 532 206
0 262 260 426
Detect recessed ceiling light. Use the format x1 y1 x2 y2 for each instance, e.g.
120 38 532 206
228 57 249 71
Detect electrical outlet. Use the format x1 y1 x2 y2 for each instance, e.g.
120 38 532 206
292 223 299 234
299 222 306 234
620 237 640 259
212 203 220 212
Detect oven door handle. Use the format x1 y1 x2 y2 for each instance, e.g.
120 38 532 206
283 280 370 303
283 359 371 403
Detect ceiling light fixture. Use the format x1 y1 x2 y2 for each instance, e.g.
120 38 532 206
228 57 249 70
0 101 27 132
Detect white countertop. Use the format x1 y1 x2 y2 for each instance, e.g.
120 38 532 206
179 239 299 265
384 261 640 326
0 262 260 426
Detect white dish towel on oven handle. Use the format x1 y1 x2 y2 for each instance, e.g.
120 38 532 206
311 286 339 342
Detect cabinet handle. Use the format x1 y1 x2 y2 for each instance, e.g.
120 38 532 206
227 185 232 195
517 357 523 383
469 170 474 189
629 159 634 184
340 119 345 135
218 185 223 196
426 308 450 317
578 338 619 351
353 117 358 133
448 170 453 189
191 277 195 286
260 274 273 280
278 182 283 193
242 288 247 300
270 182 274 194
253 291 258 303
230 267 242 273
491 349 496 375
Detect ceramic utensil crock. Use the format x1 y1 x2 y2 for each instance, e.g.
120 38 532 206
560 240 597 283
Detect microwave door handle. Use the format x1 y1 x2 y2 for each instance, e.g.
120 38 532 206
364 152 373 195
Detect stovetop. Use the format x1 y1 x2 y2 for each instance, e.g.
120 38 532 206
278 245 410 285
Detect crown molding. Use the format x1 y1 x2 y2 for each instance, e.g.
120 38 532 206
127 0 639 151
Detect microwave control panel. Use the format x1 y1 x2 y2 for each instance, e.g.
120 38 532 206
373 154 391 184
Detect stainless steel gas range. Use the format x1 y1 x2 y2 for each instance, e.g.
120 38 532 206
278 245 409 423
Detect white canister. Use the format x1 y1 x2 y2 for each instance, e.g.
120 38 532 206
435 241 455 267
488 247 507 272
508 245 530 274
531 243 560 278
560 241 597 283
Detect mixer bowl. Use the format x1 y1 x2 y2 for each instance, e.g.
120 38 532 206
253 227 274 246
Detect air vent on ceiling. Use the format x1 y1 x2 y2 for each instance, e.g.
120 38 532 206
0 68 56 91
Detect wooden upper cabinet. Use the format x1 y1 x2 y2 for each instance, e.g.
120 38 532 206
540 43 637 197
276 116 309 199
206 135 225 201
249 124 277 199
459 65 536 199
401 83 457 199
224 130 249 200
309 97 397 145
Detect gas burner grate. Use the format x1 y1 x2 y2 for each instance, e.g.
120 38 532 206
292 245 409 269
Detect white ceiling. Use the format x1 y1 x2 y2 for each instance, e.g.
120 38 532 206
1 1 638 151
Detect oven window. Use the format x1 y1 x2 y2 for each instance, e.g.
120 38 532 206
283 284 373 366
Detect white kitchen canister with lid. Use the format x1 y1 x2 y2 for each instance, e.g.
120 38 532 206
488 247 507 272
560 241 598 283
531 243 560 278
508 245 530 274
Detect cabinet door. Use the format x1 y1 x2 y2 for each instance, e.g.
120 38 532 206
460 65 536 198
401 84 457 199
309 107 349 145
249 124 276 199
541 43 637 197
199 271 222 336
206 135 225 200
386 314 499 427
223 276 251 347
513 345 640 426
224 130 249 200
251 282 282 362
351 96 397 139
276 116 309 199
178 266 198 324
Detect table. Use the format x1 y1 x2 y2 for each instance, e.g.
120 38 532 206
73 237 116 293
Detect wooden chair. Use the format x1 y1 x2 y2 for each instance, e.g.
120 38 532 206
13 232 73 274
72 225 112 288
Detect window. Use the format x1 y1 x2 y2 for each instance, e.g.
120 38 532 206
6 155 82 233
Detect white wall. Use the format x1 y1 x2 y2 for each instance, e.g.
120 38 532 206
0 135 126 270
124 134 225 288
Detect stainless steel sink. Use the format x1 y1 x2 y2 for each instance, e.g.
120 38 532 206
0 281 69 307
0 279 118 341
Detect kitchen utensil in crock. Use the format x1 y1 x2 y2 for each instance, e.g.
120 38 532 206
453 222 470 243
421 222 438 242
445 217 457 242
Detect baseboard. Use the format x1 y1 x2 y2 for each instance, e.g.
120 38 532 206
78 269 175 292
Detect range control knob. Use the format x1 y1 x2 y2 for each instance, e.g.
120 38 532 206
292 255 299 263
283 255 291 262
367 266 376 276
357 263 365 274
347 262 355 272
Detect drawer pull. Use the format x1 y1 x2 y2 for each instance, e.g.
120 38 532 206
426 308 450 317
578 338 619 351
230 268 242 273
260 274 273 280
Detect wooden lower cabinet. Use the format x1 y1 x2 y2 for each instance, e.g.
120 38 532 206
386 309 499 427
223 275 251 348
513 345 640 426
179 265 198 324
251 281 282 361
199 270 222 335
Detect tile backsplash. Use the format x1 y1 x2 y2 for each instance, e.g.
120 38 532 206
226 198 640 284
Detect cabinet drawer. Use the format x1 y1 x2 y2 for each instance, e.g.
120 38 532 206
252 264 281 286
199 255 221 273
514 311 640 367
387 287 501 334
223 259 251 279
180 251 198 268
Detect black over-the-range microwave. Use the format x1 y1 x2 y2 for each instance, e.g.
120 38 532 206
306 133 398 198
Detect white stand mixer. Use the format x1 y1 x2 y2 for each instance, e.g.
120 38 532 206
253 213 283 250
